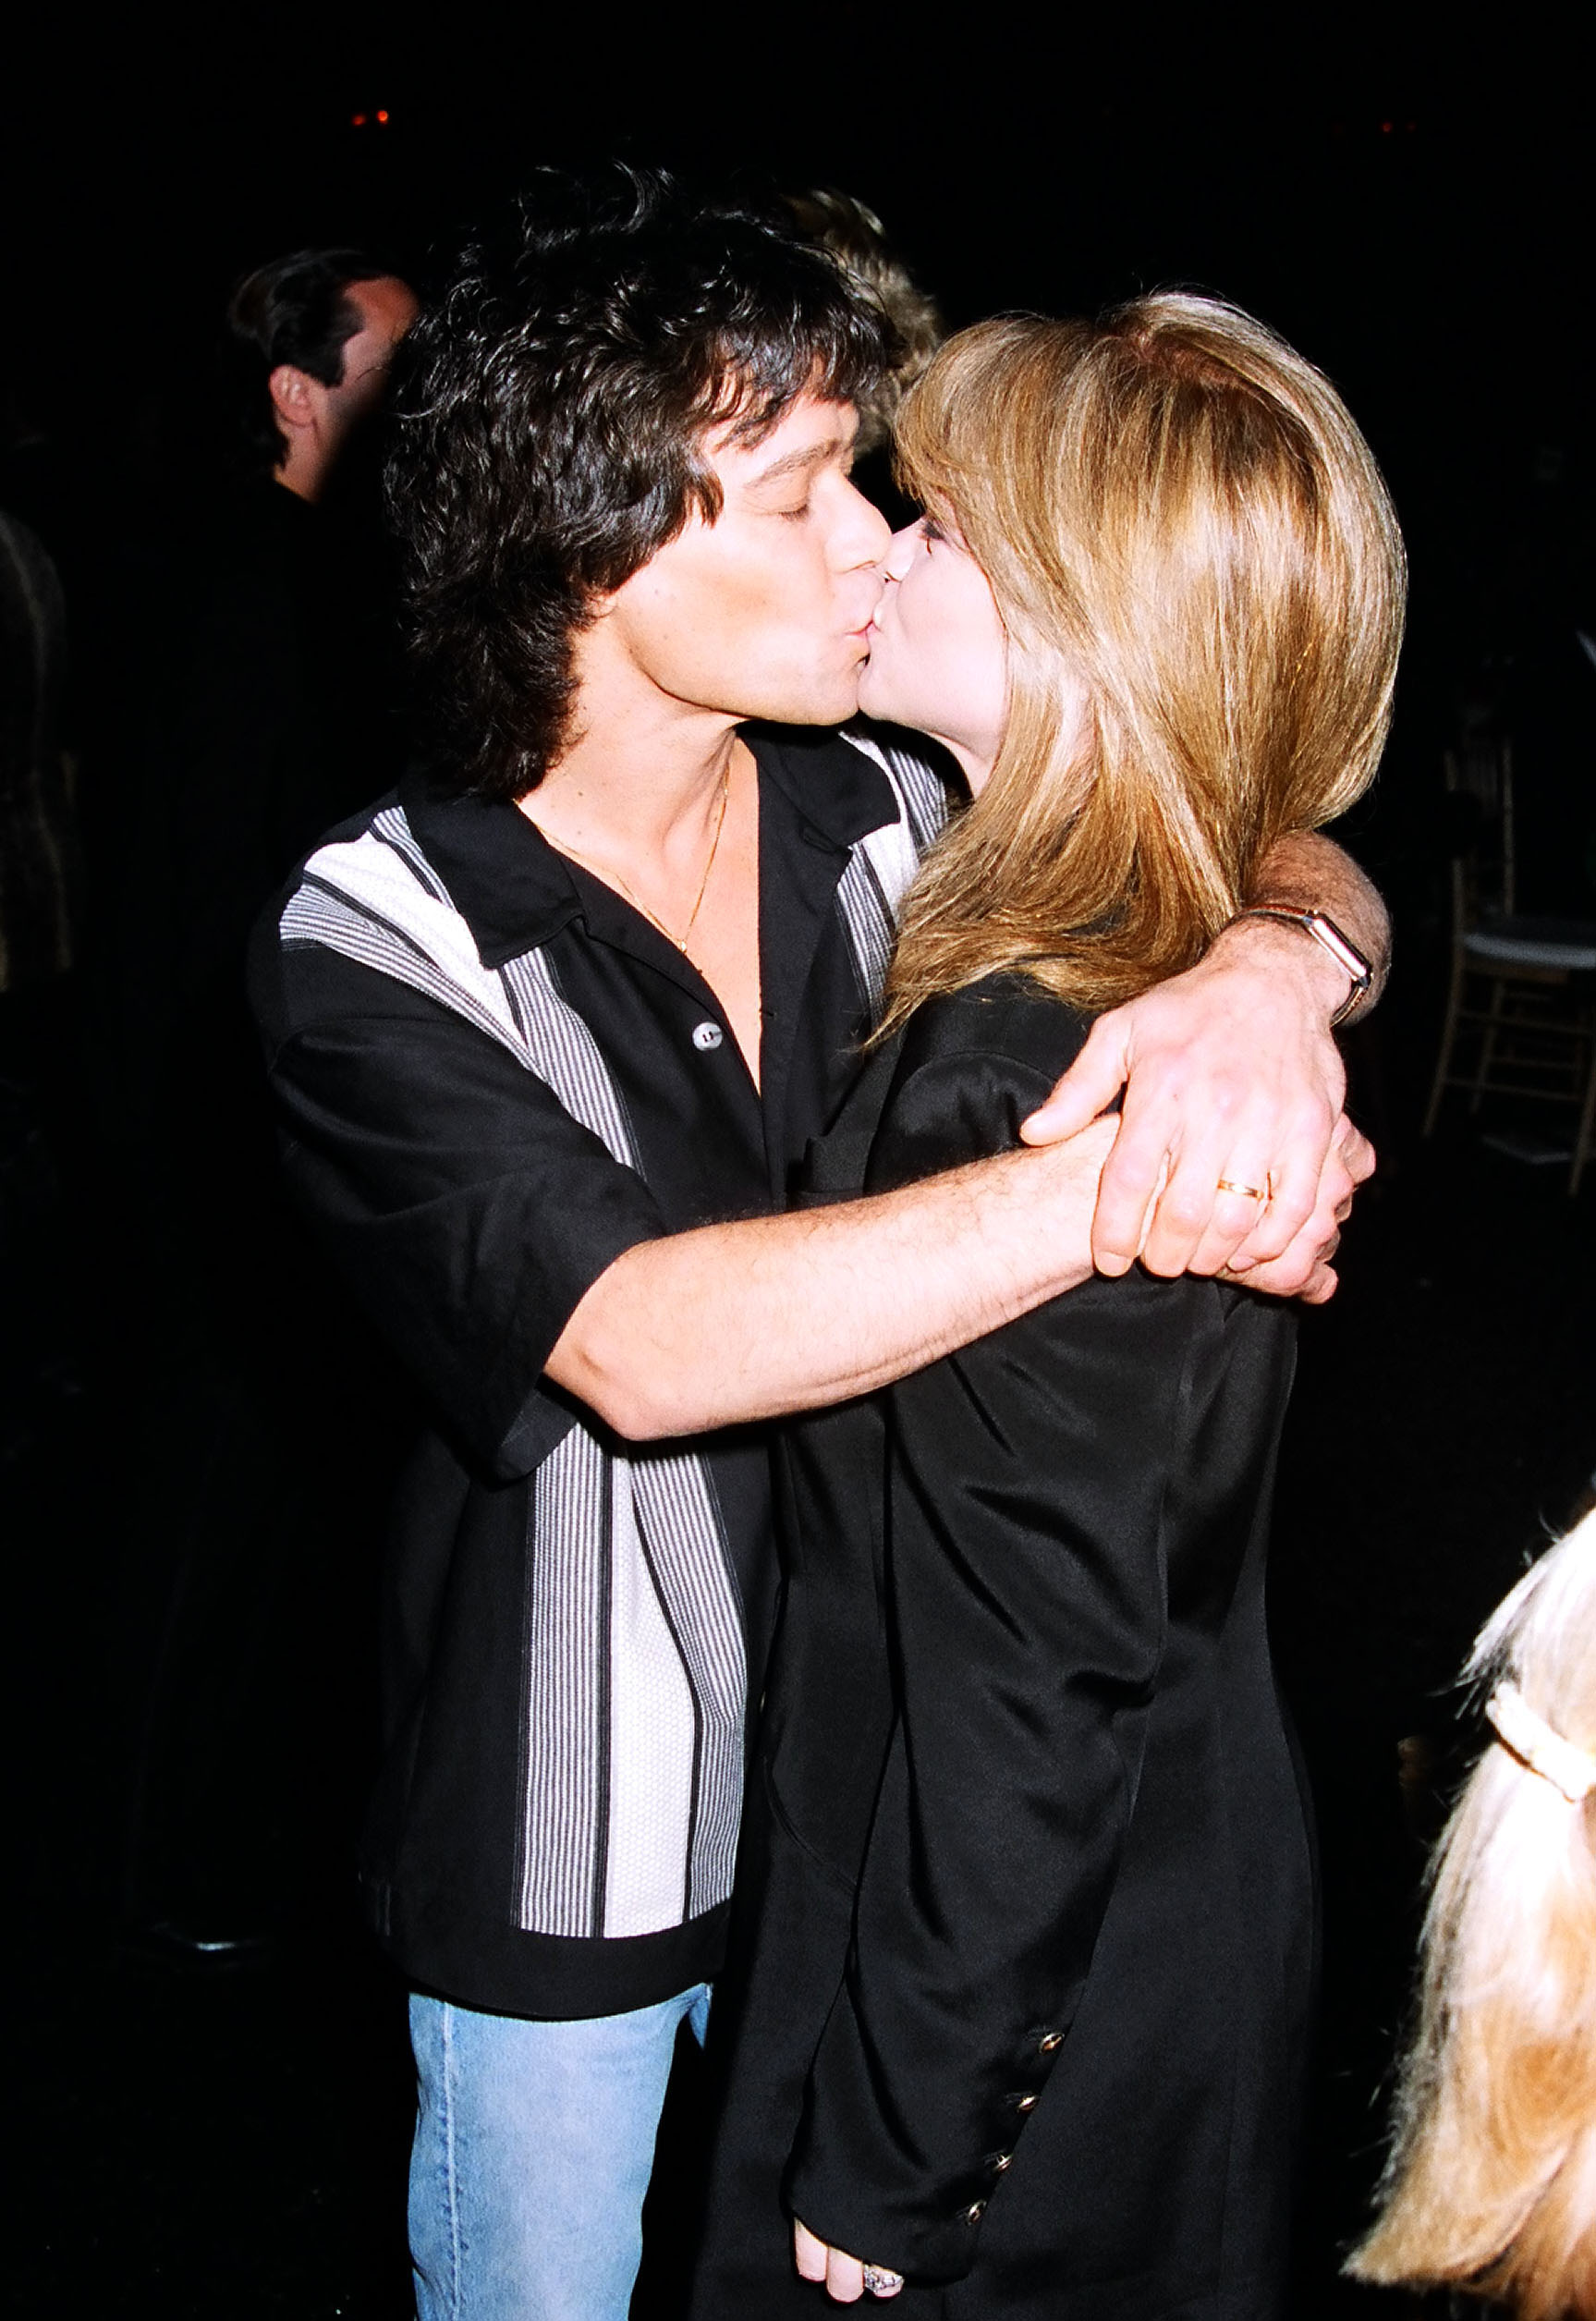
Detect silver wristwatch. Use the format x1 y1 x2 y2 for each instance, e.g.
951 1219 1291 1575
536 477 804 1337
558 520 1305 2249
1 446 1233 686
1232 908 1374 1027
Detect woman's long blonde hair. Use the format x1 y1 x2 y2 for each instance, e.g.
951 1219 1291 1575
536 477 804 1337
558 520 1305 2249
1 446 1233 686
1349 1505 1596 2317
878 295 1407 1032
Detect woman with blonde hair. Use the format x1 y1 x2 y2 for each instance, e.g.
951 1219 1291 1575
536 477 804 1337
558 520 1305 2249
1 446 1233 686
1349 1502 1596 2318
688 293 1407 2319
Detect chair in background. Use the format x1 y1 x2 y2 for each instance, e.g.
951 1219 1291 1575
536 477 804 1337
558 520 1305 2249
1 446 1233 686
1423 736 1596 1194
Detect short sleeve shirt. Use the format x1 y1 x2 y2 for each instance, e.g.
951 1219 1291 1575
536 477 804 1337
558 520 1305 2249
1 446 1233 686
250 721 952 2018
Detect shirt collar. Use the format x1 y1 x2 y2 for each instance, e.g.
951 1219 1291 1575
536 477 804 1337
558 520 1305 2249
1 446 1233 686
396 765 584 969
398 724 908 971
744 722 903 855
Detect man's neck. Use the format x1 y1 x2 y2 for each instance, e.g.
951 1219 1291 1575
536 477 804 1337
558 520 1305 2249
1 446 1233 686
523 627 767 1082
519 649 744 869
274 440 327 505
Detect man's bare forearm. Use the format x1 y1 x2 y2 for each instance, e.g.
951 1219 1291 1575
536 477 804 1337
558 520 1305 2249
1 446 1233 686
546 1123 1115 1441
1242 830 1391 1020
548 832 1383 1442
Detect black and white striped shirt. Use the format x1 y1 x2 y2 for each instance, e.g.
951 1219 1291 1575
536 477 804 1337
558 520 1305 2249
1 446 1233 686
250 721 952 2019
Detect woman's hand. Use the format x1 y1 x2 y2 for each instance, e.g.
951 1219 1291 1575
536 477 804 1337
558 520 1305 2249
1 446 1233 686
794 2218 904 2302
1019 915 1372 1298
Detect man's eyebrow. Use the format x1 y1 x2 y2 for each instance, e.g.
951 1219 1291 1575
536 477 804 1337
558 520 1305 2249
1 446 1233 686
744 436 851 490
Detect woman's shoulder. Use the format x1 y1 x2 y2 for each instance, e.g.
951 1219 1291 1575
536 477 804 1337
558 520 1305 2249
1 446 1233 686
897 971 1092 1086
868 974 1094 1190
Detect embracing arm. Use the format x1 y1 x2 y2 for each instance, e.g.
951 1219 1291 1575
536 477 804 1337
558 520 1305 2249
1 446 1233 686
262 952 1113 1456
547 1123 1114 1439
552 834 1379 1440
1023 830 1387 1279
262 861 1358 1458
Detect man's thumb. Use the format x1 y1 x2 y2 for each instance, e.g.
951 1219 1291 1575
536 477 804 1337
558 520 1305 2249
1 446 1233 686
1019 1020 1129 1146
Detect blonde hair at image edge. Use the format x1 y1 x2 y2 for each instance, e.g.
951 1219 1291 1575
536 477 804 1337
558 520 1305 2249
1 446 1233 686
1349 1503 1596 2318
878 295 1407 1037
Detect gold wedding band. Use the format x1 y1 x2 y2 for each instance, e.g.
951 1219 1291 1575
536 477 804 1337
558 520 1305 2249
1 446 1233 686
1216 1178 1268 1202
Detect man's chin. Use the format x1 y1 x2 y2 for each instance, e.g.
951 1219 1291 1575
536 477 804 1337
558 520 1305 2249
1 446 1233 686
745 678 864 733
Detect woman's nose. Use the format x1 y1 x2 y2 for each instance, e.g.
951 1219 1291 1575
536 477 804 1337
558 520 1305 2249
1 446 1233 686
880 521 920 581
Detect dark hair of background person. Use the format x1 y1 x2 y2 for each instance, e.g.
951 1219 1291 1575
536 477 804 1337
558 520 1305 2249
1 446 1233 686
225 248 395 480
783 187 944 453
384 165 898 804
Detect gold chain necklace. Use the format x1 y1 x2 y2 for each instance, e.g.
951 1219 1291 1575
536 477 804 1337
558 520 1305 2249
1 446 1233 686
555 763 733 955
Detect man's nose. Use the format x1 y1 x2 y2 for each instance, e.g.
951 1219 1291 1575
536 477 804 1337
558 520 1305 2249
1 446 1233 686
834 476 894 569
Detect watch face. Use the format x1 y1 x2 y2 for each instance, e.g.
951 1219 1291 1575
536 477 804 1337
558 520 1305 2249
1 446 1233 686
1306 913 1373 986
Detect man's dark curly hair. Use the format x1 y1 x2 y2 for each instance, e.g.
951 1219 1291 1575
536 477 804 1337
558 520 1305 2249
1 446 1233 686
384 166 897 801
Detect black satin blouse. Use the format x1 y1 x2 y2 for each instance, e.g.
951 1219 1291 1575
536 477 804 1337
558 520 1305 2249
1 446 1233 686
691 973 1316 2320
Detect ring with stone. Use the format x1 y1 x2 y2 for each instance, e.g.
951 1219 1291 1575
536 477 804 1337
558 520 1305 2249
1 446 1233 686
861 2264 905 2296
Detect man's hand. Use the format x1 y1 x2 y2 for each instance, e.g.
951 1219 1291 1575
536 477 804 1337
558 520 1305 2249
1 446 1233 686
794 2218 903 2303
1020 916 1369 1291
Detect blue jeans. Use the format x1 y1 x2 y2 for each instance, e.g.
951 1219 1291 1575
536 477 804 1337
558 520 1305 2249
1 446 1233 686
408 1983 712 2321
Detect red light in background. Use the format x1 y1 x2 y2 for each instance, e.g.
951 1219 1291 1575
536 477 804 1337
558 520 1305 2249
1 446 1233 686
376 108 390 123
352 113 367 126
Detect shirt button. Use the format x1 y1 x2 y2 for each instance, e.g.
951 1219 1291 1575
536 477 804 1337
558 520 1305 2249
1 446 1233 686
691 1021 724 1052
1015 2094 1039 2113
961 2201 987 2225
1038 2031 1064 2054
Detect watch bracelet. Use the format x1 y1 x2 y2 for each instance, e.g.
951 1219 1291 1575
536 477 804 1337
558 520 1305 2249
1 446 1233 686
1229 907 1372 1027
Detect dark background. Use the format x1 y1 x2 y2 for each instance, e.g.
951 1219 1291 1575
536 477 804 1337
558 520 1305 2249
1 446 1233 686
4 20 1594 2317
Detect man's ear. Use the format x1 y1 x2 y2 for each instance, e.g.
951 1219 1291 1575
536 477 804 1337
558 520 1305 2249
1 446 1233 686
268 364 318 434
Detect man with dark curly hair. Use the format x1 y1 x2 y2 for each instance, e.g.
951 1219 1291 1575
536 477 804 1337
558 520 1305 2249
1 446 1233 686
250 169 1387 2319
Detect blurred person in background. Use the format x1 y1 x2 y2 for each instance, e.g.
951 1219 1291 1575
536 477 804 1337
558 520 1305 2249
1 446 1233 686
786 188 944 527
103 248 418 1961
231 250 420 510
169 248 420 964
